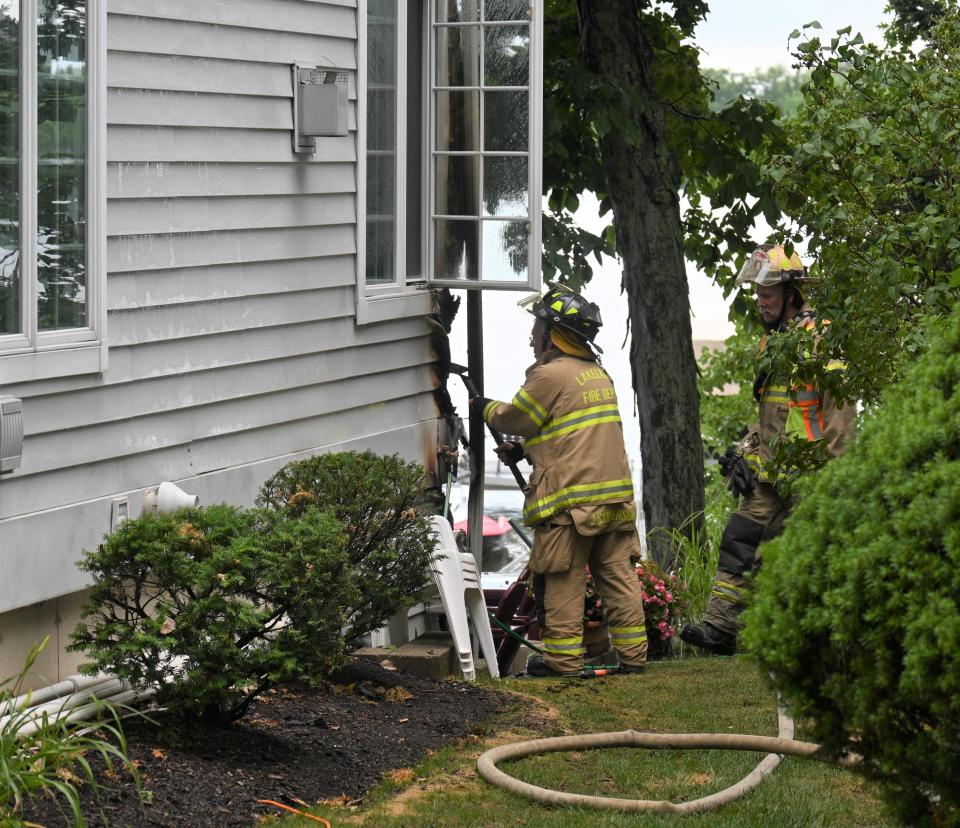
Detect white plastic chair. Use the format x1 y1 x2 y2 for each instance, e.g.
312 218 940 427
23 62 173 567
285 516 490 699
428 516 500 680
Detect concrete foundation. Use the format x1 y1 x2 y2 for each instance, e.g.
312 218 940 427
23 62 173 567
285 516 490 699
0 590 89 690
355 631 497 681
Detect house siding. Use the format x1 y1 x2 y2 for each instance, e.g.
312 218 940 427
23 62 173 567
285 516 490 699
0 0 438 671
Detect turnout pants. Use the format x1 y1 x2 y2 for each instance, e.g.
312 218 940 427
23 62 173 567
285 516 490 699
702 482 790 636
531 521 647 675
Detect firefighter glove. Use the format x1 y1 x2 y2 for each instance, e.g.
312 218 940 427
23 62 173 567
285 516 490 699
495 440 525 465
718 447 757 498
470 396 492 414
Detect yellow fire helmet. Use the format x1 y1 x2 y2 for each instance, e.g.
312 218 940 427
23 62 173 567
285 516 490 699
735 244 814 288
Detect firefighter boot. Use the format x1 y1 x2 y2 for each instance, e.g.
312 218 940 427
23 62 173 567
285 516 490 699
525 654 580 678
679 622 737 656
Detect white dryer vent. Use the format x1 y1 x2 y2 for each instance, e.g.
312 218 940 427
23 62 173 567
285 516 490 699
0 396 23 474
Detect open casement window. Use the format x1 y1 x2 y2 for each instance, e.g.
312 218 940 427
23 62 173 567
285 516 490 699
0 0 106 383
357 0 542 321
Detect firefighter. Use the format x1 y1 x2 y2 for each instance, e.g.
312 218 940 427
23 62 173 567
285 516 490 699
471 285 647 677
680 245 857 655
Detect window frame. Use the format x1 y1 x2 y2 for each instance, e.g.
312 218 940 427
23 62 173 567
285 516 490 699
356 0 432 325
0 0 107 383
426 1 543 291
356 0 541 325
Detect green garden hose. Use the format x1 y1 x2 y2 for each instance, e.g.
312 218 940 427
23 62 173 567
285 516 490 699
486 613 622 677
488 612 543 655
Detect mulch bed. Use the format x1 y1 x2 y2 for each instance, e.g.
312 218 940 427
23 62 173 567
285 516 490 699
22 657 513 827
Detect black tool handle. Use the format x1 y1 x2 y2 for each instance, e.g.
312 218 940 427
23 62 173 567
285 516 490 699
450 363 527 491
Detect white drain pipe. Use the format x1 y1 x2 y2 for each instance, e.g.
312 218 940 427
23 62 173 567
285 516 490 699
0 673 115 718
1 673 157 739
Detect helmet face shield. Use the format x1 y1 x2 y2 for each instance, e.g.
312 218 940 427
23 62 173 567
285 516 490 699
735 249 780 286
735 246 806 287
517 291 543 315
518 283 579 316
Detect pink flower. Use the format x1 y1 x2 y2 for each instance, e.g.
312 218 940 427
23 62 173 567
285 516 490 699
665 592 673 602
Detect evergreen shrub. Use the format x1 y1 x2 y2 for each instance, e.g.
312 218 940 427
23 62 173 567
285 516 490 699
743 310 960 826
257 451 437 642
71 505 354 725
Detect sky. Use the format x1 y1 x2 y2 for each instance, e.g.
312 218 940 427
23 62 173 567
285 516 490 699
448 0 889 480
694 0 889 73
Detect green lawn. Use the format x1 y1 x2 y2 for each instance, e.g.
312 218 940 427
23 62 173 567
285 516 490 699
275 657 894 827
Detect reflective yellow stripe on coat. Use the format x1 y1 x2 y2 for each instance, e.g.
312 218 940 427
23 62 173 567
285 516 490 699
524 478 634 524
525 404 621 447
512 388 548 429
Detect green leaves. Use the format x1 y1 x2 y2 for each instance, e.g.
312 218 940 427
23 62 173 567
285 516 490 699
257 451 437 645
743 307 960 825
73 452 435 726
73 504 351 726
541 0 785 288
541 211 615 287
0 639 143 827
749 10 960 406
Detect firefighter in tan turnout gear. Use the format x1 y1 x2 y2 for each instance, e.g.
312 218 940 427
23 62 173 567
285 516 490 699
472 285 647 677
680 245 857 655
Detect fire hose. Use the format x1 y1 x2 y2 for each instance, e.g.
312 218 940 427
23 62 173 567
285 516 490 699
477 710 859 814
446 365 855 813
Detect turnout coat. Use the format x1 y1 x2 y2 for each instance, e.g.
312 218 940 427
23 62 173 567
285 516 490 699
482 350 636 533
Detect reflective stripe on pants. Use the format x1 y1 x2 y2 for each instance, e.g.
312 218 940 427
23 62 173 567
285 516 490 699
535 524 647 675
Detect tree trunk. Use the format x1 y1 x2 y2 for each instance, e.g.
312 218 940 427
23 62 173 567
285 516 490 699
577 0 705 566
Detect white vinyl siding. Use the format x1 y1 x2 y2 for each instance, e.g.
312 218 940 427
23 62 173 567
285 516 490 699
0 0 438 615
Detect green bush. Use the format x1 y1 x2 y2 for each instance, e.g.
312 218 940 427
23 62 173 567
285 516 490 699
71 505 354 726
257 451 437 642
1 638 142 827
743 309 960 826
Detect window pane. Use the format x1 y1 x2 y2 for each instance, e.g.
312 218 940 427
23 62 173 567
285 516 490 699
436 0 479 23
366 1 396 283
484 25 528 87
0 1 20 334
434 219 478 280
435 24 480 87
367 153 395 216
483 156 527 217
37 0 87 331
485 0 529 21
406 0 423 277
435 155 479 216
367 217 396 283
368 3 397 83
484 90 527 151
482 219 527 281
434 90 479 151
367 89 396 152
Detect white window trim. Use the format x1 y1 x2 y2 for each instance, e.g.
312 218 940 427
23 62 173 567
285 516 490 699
355 0 431 326
0 0 107 383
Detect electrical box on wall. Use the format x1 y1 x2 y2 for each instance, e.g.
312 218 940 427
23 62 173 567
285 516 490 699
0 396 23 473
292 63 349 153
